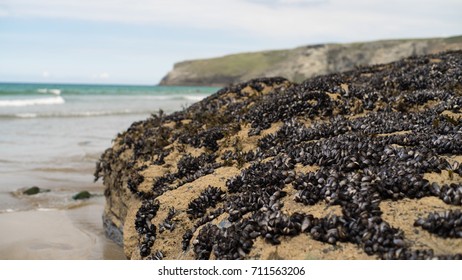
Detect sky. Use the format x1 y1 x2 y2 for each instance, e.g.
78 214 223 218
0 0 461 85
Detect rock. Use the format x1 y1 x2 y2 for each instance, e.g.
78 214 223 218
22 186 50 195
23 186 41 195
159 36 462 86
96 51 462 260
103 214 124 246
72 191 92 200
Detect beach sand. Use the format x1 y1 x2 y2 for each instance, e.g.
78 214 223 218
0 199 126 260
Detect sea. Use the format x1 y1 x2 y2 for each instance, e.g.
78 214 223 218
0 83 218 259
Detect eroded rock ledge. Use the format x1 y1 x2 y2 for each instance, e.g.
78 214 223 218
96 51 462 260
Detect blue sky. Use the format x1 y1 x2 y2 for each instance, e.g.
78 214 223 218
0 0 461 85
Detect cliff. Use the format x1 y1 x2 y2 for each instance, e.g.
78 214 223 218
96 51 462 260
159 36 462 86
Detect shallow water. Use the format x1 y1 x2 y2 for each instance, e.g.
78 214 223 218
0 83 217 259
0 83 217 211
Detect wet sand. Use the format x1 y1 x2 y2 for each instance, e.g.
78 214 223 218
0 199 126 260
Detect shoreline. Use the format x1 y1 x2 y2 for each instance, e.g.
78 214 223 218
0 199 126 260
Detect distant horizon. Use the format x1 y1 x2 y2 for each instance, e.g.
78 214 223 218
2 0 461 84
2 34 461 86
0 81 158 87
0 81 224 88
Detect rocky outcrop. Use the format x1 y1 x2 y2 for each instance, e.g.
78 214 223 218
97 51 462 260
159 36 462 86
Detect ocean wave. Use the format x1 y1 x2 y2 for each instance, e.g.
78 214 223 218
184 95 209 101
60 110 148 118
0 190 100 213
0 96 65 107
142 94 208 101
31 167 81 173
49 89 61 95
0 109 152 119
15 113 38 118
37 88 62 95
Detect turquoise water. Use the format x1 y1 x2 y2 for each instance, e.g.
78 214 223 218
0 83 218 212
0 83 215 118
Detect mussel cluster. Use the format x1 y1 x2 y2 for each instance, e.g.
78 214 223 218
96 51 462 260
437 183 462 206
187 186 225 219
176 153 220 183
415 210 462 238
179 127 225 152
135 199 160 257
158 207 177 233
146 250 165 260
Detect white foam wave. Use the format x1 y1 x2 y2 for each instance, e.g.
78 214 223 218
0 109 142 119
37 208 57 212
142 95 176 100
49 89 61 95
37 88 61 95
143 94 208 101
16 113 38 118
64 110 134 117
184 95 208 101
0 96 65 107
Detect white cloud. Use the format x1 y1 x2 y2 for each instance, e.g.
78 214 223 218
99 72 109 79
1 0 461 41
0 6 8 17
277 0 327 5
92 72 110 79
42 71 49 77
248 0 327 5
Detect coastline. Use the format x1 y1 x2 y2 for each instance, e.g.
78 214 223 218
0 83 217 259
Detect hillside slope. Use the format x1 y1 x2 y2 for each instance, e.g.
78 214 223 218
159 36 462 86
